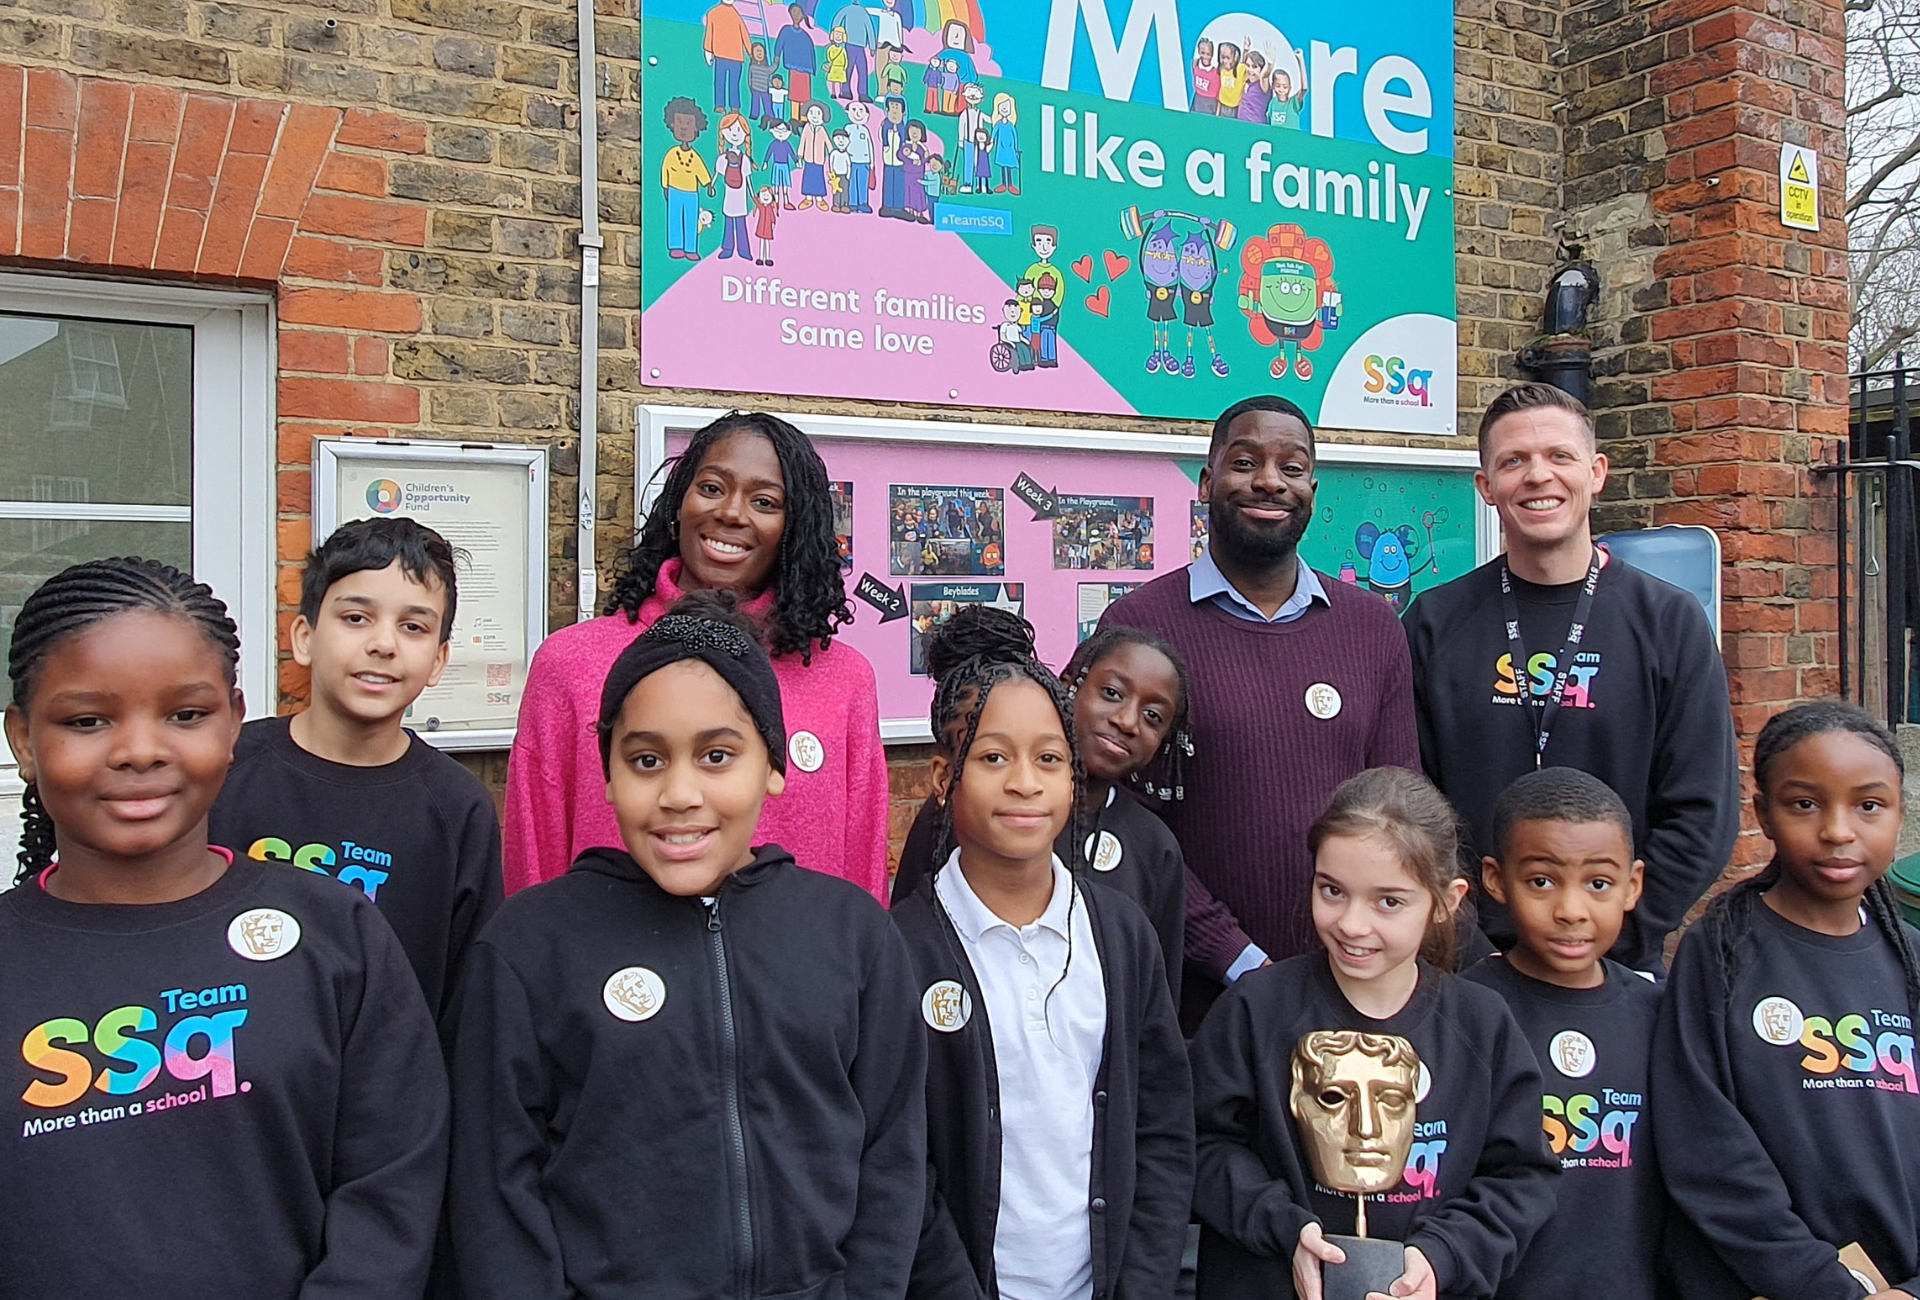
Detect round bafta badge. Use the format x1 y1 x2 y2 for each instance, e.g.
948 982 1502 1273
1085 830 1123 872
1549 1030 1597 1078
1305 683 1343 720
1751 996 1804 1046
227 909 301 961
789 730 825 773
922 980 972 1032
604 966 668 1022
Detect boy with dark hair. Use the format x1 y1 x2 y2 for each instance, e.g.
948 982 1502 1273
1463 766 1665 1300
211 515 502 1020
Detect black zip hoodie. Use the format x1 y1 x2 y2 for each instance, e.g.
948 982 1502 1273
892 790 1188 1004
892 872 1194 1300
1190 953 1557 1300
447 844 927 1300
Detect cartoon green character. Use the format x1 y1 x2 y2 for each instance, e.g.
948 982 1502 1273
1237 223 1341 380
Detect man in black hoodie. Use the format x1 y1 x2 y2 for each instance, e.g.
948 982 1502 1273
447 595 927 1300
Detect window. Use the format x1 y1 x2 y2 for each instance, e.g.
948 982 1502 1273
0 274 275 851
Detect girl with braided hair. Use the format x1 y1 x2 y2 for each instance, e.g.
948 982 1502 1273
891 615 1199 1004
505 409 890 902
0 558 447 1298
890 609 1193 1300
1654 701 1920 1300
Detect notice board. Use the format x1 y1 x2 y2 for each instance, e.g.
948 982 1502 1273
641 407 1491 739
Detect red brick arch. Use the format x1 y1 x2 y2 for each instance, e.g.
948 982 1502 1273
0 62 431 431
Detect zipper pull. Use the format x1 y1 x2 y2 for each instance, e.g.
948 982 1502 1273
706 893 722 932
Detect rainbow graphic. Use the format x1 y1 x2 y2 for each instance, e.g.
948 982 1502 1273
366 479 403 514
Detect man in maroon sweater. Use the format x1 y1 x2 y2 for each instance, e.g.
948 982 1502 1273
1101 395 1420 1022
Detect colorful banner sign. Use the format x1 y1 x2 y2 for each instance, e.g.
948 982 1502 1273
641 0 1457 433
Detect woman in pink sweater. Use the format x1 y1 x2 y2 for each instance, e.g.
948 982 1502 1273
505 411 891 900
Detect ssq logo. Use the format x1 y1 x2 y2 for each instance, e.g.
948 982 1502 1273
1361 355 1434 407
21 986 250 1118
249 837 391 901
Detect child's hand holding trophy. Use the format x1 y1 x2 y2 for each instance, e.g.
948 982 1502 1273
1289 1030 1436 1300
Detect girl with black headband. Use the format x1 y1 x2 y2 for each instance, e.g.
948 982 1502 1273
891 610 1197 1005
891 612 1192 1300
448 592 926 1300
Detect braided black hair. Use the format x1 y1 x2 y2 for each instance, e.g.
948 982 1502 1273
605 411 852 663
923 605 1088 1036
1704 700 1920 1018
7 557 240 884
1059 624 1193 801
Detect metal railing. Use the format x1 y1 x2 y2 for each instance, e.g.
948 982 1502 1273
1829 364 1920 726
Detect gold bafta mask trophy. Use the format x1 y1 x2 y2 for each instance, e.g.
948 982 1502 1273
1290 1030 1422 1300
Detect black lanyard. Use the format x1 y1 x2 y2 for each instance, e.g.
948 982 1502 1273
1499 549 1602 768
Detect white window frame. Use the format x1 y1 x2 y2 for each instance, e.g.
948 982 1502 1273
0 273 277 801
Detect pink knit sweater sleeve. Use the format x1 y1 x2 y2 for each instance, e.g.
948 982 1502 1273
839 649 892 904
502 634 585 895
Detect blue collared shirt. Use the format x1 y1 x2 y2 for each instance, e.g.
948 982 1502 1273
1188 547 1329 623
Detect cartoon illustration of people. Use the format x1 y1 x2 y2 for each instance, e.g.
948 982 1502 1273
828 0 876 101
954 83 987 191
1191 37 1219 115
796 99 831 210
752 185 780 264
843 100 875 212
879 96 910 218
1029 272 1061 368
1024 225 1060 297
900 119 930 223
921 53 944 115
770 73 790 120
772 4 816 114
990 94 1020 193
828 128 853 211
714 111 754 259
875 0 906 83
939 20 977 109
992 298 1035 373
764 117 799 208
1237 222 1343 379
747 43 775 119
969 127 992 195
661 97 714 261
921 153 944 225
1215 42 1245 116
825 27 851 100
702 0 750 111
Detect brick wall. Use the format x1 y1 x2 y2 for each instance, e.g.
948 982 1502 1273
0 0 644 700
1560 0 1849 870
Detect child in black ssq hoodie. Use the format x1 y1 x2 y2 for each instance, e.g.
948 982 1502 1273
1654 702 1920 1300
0 559 448 1299
1462 768 1666 1300
1191 768 1556 1300
448 593 926 1300
893 617 1196 1001
892 610 1193 1300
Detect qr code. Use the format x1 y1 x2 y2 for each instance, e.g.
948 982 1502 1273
485 663 512 687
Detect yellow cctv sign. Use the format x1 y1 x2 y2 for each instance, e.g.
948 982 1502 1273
1780 144 1819 231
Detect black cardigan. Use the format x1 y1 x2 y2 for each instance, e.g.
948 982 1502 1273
892 871 1194 1300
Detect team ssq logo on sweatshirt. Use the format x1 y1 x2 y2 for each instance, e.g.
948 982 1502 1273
1542 1091 1641 1169
18 984 252 1137
247 836 394 902
1751 996 1919 1094
1490 652 1603 709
